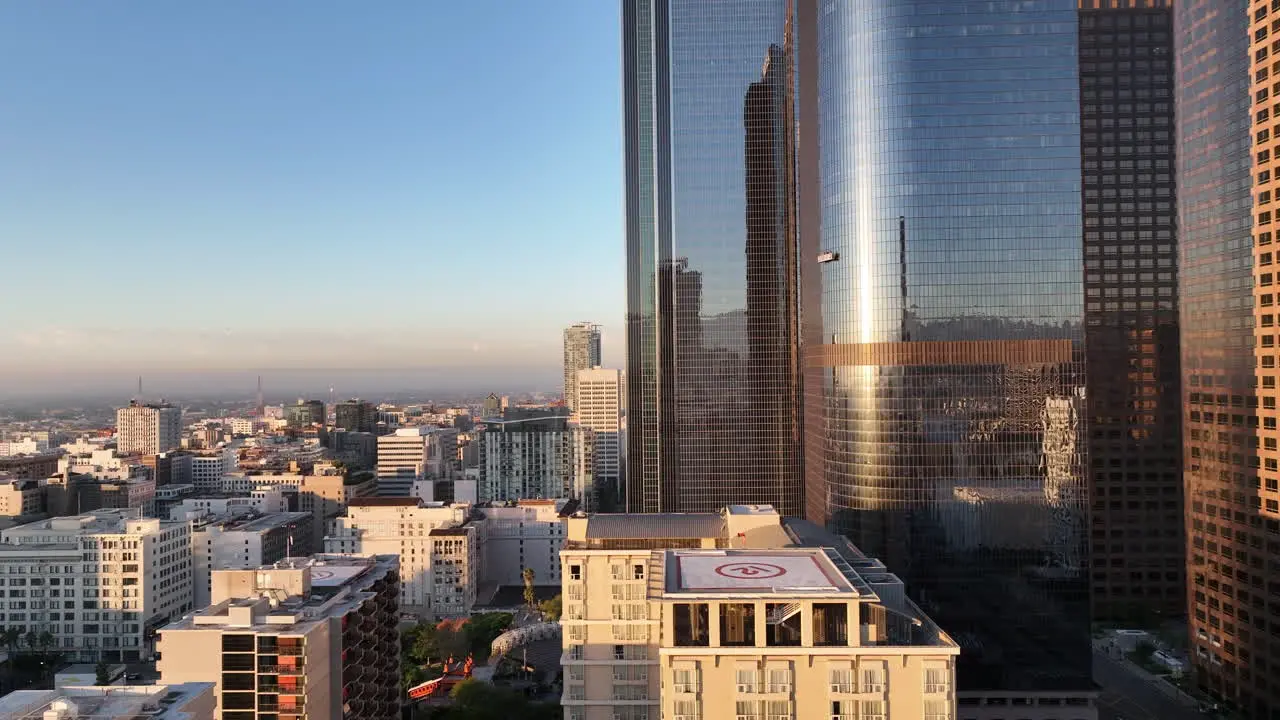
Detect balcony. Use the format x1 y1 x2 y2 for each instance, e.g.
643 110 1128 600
277 645 304 656
924 683 951 694
259 663 304 674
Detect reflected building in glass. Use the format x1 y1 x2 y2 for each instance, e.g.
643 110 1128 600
806 0 1092 695
623 0 803 516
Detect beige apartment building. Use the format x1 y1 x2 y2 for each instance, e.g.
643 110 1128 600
560 505 959 720
157 554 400 720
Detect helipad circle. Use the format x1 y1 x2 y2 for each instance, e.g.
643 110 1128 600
714 562 787 580
310 569 335 581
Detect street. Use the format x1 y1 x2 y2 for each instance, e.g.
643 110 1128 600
1094 648 1207 720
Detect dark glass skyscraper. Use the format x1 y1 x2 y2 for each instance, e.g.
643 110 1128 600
624 0 803 515
806 0 1092 693
1078 0 1184 622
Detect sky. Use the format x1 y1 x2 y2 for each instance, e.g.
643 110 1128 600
0 1 625 398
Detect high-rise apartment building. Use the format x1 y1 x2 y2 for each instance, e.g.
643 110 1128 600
623 1 803 516
564 322 603 412
477 416 592 503
1177 0 1279 714
334 399 378 433
0 509 193 662
1078 0 1184 623
116 401 182 455
560 504 964 720
574 366 624 508
157 554 400 720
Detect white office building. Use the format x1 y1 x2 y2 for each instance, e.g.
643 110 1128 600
574 366 624 508
0 509 193 662
190 450 237 491
325 498 476 618
116 402 182 455
189 511 313 608
376 427 456 496
475 498 570 588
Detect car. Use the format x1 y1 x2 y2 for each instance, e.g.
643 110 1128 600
125 673 142 683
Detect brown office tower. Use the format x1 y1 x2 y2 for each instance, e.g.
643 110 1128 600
1178 0 1280 714
1078 0 1184 623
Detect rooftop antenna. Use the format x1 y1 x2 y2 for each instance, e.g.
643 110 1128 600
136 376 143 403
256 376 265 417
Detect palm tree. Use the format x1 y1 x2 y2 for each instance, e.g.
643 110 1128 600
521 567 536 614
37 631 54 658
1 628 20 656
23 630 37 654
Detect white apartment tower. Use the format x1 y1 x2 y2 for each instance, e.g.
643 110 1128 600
563 322 602 412
575 366 623 508
0 509 194 663
116 401 182 455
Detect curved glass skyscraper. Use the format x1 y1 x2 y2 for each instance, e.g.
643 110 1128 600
807 0 1091 691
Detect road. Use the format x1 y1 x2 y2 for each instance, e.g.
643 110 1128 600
1093 648 1207 720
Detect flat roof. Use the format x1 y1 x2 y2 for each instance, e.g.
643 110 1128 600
348 496 420 507
666 549 853 595
584 513 724 540
307 563 366 587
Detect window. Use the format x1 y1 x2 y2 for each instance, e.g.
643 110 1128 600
674 700 701 720
569 564 581 581
925 700 951 720
767 667 792 693
674 603 709 646
829 668 855 694
721 603 756 646
736 700 762 720
925 667 950 694
862 700 886 720
736 665 761 694
813 604 849 646
861 665 886 693
831 701 857 720
765 701 791 720
673 667 700 694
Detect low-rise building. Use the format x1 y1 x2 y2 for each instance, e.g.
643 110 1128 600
560 505 961 720
0 452 60 480
0 476 45 519
157 554 400 720
191 450 238 491
168 486 289 520
189 511 313 608
0 509 194 662
0 682 216 720
325 498 475 618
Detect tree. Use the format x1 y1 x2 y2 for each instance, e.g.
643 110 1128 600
22 630 37 654
521 567 536 611
537 594 562 622
37 631 54 657
435 618 470 661
95 660 111 686
1 627 19 656
448 679 524 720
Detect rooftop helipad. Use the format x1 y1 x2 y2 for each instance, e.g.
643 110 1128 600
665 549 854 595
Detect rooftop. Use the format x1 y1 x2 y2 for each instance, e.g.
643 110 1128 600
193 511 310 533
347 496 421 507
582 513 724 540
0 683 214 720
664 549 854 596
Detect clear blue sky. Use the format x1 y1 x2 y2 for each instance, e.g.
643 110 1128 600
0 1 624 395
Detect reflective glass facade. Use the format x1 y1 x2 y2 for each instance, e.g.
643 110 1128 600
1179 0 1277 713
809 0 1091 692
624 0 803 515
1078 1 1184 622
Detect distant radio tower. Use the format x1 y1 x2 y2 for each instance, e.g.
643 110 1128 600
135 376 143 403
256 375 265 417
